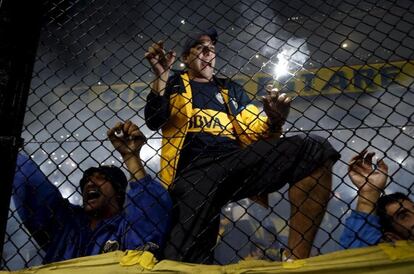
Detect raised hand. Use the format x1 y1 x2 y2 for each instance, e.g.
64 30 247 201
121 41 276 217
144 40 176 78
348 149 389 213
262 85 291 131
349 149 388 193
107 120 146 157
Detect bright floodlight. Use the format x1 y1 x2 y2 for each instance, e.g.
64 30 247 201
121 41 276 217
273 50 290 80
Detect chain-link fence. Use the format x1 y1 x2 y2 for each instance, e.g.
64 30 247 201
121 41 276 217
2 0 414 270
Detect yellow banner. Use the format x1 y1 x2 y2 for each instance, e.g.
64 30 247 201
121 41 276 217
237 60 414 97
53 60 414 110
3 241 414 274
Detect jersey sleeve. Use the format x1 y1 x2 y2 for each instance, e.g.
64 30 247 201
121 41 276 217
122 175 172 249
340 210 382 249
13 153 73 249
231 82 270 143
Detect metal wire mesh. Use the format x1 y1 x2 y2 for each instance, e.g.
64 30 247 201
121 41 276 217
3 0 414 269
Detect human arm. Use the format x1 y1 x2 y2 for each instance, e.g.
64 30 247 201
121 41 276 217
261 85 291 137
228 82 287 144
144 41 177 130
144 40 176 96
12 153 72 249
340 150 388 248
348 150 388 214
107 120 146 181
122 175 172 250
144 91 171 130
233 84 292 143
108 121 172 249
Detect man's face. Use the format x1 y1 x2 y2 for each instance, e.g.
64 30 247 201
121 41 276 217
82 172 119 216
184 35 216 81
386 199 414 240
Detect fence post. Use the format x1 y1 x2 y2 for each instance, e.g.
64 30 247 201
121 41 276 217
0 0 42 260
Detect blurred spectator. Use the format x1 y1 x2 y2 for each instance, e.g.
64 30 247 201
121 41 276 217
216 214 284 263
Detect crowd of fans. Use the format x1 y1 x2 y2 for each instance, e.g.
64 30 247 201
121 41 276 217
11 28 413 266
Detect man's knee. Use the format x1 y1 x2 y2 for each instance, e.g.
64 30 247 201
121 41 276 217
292 165 332 191
297 133 339 165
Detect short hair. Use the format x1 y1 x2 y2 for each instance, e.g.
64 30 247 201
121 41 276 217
376 192 411 233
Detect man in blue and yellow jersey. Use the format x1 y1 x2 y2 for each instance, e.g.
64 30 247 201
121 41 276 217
144 28 340 263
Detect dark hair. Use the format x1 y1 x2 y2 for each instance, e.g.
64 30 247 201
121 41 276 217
376 192 411 233
79 166 128 208
182 28 218 56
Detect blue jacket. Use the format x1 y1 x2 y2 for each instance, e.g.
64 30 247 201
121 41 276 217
340 210 382 249
13 154 172 264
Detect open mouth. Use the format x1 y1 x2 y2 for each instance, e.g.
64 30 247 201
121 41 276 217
85 189 101 201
